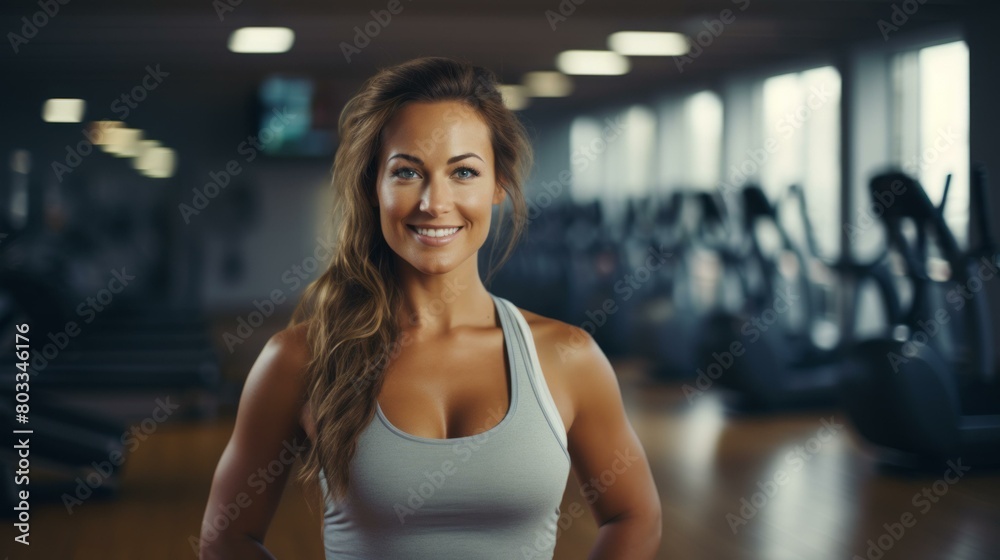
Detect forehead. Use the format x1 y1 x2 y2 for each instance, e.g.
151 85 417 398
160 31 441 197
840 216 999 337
379 100 492 162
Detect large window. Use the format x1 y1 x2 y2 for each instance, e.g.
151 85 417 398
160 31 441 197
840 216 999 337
760 66 842 258
657 90 723 191
570 104 657 208
569 116 604 204
891 40 970 246
685 91 724 189
617 105 657 197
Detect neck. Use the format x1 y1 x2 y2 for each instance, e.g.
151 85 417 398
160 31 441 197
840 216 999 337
393 253 494 333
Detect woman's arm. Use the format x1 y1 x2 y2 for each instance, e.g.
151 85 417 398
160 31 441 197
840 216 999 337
561 327 663 559
199 326 310 559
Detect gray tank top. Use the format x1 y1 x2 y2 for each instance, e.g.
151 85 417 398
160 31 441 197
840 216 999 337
319 294 571 559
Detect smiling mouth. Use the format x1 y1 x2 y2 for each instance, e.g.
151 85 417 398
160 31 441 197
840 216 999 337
407 225 463 238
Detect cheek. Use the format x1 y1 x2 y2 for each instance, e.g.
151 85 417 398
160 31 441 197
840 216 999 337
377 187 414 221
458 193 495 231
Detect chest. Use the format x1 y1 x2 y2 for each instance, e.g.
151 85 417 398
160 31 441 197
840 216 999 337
376 327 573 441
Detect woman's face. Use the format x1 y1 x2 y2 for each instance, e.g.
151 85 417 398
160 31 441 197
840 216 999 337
375 100 503 276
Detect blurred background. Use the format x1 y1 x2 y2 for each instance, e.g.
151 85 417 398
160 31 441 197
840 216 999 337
1 0 999 558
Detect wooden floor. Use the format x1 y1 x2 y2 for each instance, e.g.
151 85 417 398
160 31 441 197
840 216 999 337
3 359 999 559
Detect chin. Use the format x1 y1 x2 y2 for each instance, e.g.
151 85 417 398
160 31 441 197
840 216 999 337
396 245 476 276
390 247 450 273
415 267 453 277
411 258 461 276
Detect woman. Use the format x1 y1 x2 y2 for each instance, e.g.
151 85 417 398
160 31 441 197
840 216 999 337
200 56 662 559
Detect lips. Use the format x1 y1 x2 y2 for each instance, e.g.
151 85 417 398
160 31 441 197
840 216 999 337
407 224 463 246
409 225 462 237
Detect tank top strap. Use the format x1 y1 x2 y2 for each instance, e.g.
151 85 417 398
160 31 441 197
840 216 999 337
490 292 530 393
490 294 570 460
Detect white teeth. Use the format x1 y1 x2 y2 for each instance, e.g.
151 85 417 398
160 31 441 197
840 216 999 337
415 226 460 238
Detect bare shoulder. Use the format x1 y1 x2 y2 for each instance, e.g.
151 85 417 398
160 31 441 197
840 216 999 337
266 320 312 370
514 306 614 432
251 320 312 392
516 306 608 371
244 321 314 433
234 324 310 423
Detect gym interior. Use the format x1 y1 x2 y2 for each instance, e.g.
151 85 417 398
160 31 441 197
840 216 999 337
1 1 999 558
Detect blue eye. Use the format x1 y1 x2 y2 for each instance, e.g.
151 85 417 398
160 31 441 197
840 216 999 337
391 167 419 180
454 166 481 180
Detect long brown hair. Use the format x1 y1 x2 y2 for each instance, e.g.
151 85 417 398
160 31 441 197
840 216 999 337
290 57 532 502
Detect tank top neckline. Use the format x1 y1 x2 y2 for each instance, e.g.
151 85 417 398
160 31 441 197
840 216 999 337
373 293 520 445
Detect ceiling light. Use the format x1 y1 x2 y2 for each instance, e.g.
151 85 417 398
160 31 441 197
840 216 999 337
556 50 630 76
42 98 86 123
522 71 573 97
608 31 689 56
132 140 162 171
498 85 530 111
228 27 295 54
140 147 177 179
107 128 143 158
91 121 124 147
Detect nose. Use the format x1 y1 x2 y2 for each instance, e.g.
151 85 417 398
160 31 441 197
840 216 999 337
418 175 454 216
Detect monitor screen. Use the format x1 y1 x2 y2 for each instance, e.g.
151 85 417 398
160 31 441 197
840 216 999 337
257 75 335 157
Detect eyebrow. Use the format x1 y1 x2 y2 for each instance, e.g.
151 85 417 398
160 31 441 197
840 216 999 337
387 152 484 165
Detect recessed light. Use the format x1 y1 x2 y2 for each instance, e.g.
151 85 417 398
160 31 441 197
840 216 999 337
132 140 162 171
42 98 86 123
107 128 143 157
608 31 689 56
91 121 124 146
140 147 177 179
522 72 573 97
228 27 295 53
498 85 530 111
556 50 630 76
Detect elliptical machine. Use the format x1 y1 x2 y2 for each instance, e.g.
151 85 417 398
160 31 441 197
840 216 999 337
639 190 744 380
695 184 866 410
840 165 1000 465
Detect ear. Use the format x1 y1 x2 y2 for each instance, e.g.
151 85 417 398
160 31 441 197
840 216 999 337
492 184 507 205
